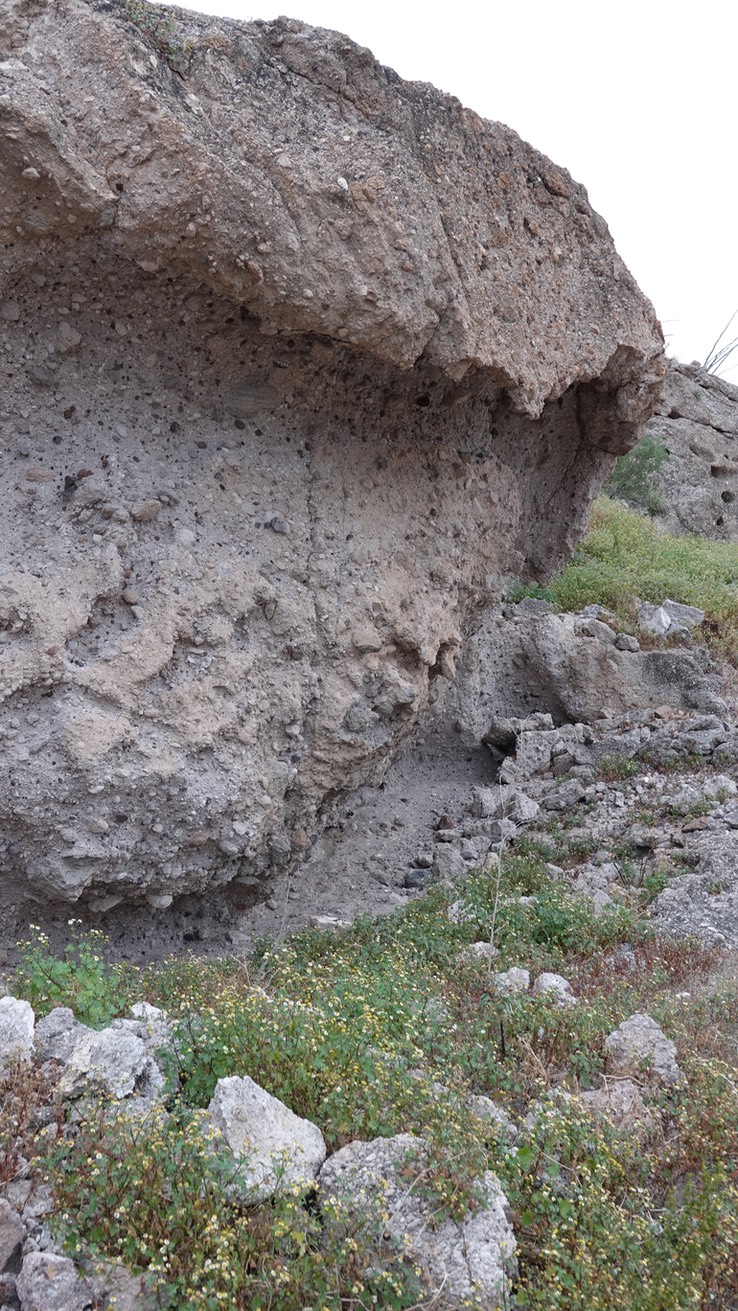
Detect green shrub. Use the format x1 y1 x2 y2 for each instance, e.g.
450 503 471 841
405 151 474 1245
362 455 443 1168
547 498 738 659
605 431 669 515
14 922 134 1028
45 1104 424 1311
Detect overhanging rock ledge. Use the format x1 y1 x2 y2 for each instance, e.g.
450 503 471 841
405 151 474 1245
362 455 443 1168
0 0 665 906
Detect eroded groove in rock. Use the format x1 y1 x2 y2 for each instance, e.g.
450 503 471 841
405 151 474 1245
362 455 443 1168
0 0 664 905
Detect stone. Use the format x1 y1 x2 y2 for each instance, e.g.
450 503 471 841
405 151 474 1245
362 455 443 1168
637 602 673 637
532 972 576 1005
575 617 617 644
578 1079 656 1141
319 1134 516 1309
0 0 663 909
0 997 34 1072
604 1013 683 1088
460 941 498 963
207 1075 326 1201
467 1096 519 1141
0 1201 23 1274
470 787 540 824
542 779 586 812
33 1007 77 1063
492 967 530 994
16 1252 90 1311
650 833 738 947
615 632 640 652
662 600 705 631
446 609 726 746
130 500 162 524
55 1021 149 1099
432 846 468 883
640 361 738 541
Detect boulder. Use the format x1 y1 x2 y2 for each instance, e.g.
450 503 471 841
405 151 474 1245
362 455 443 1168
0 1200 24 1274
492 967 531 994
578 1079 656 1141
319 1133 516 1309
447 609 726 743
35 1010 149 1099
0 0 664 908
0 996 34 1072
206 1074 326 1201
16 1252 90 1311
604 1013 683 1088
532 973 576 1005
637 599 705 637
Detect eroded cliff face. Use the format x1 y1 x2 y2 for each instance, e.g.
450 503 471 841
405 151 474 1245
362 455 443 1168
0 0 664 908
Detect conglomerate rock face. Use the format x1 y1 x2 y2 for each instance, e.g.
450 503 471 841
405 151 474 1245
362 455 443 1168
649 361 738 540
0 0 664 907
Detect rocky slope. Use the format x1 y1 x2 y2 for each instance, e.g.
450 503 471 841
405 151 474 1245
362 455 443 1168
0 0 664 914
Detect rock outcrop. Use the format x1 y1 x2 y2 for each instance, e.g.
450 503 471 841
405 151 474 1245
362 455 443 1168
0 0 664 907
648 361 738 539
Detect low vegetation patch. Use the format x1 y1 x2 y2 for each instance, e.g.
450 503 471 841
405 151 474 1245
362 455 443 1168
513 496 738 660
9 850 738 1309
605 430 670 515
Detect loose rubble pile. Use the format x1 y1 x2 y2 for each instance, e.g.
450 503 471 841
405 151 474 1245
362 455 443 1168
415 696 738 948
0 981 684 1311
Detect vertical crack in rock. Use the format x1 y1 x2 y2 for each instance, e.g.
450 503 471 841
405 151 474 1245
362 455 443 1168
0 0 665 908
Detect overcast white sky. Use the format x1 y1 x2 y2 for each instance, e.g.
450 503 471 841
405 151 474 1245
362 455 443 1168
166 0 738 375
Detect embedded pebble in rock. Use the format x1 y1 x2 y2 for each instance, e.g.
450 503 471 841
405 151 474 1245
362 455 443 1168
0 0 664 914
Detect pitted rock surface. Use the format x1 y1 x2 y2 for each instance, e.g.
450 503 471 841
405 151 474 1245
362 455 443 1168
649 362 738 540
0 0 664 910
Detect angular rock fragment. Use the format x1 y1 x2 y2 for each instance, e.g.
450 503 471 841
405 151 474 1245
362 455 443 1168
207 1075 326 1202
532 973 577 1005
16 1251 91 1311
578 1079 657 1141
319 1134 516 1309
0 1200 24 1274
604 1013 683 1088
0 997 34 1072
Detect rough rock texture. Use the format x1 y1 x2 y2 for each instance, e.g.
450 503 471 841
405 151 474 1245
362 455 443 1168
649 361 738 539
447 606 726 746
578 1079 656 1141
207 1074 327 1200
33 1004 162 1098
652 832 738 948
16 1251 91 1311
0 1199 24 1274
319 1133 516 1309
0 0 664 909
0 995 34 1071
604 1013 683 1089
